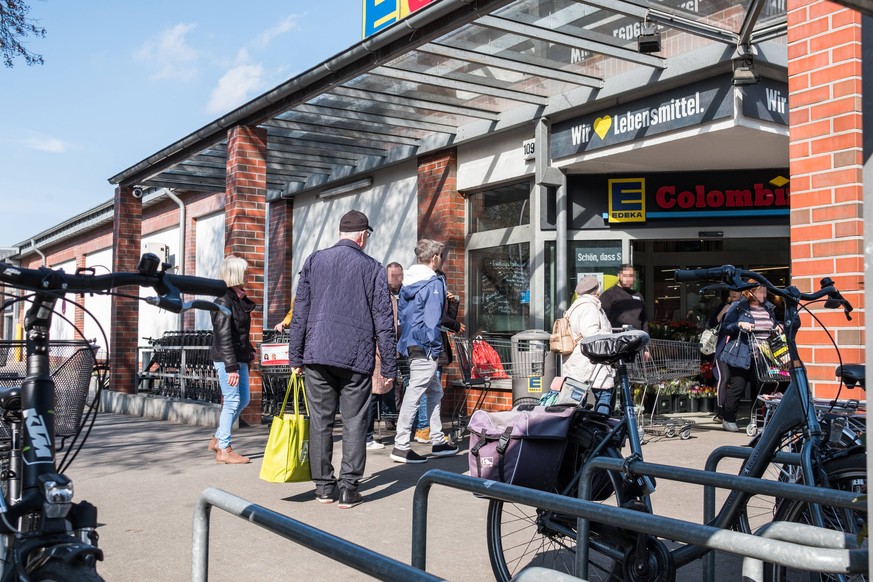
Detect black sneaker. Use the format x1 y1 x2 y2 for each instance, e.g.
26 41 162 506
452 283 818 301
338 488 363 509
390 447 428 464
314 490 336 504
431 442 459 457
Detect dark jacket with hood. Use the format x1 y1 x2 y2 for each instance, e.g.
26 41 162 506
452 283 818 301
288 239 397 378
209 288 257 372
397 264 446 360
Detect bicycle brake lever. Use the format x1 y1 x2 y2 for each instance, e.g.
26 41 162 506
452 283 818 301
182 299 231 316
145 295 183 313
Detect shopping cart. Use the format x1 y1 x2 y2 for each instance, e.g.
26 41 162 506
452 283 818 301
448 335 509 442
746 331 791 435
627 338 700 440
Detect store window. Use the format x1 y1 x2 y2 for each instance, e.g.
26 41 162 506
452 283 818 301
545 240 624 325
468 182 530 233
469 244 530 336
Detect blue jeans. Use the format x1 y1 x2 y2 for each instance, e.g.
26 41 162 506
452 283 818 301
412 367 441 430
213 361 251 449
395 358 444 448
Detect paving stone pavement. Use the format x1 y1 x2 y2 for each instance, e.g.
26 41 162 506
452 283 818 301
70 407 764 581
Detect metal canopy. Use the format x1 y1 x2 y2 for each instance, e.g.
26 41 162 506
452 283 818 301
109 0 787 199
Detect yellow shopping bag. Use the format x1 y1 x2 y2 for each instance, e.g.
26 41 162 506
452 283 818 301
259 374 311 483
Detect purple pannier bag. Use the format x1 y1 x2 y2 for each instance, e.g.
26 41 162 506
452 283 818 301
468 405 575 491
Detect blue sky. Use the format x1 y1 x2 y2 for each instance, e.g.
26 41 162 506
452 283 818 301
0 1 361 247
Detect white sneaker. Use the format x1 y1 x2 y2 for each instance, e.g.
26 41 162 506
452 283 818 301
366 440 385 450
722 421 739 432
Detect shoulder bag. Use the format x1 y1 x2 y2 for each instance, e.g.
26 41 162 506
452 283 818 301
259 374 311 483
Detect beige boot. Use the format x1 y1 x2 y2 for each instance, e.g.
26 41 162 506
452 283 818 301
208 437 218 452
216 447 250 464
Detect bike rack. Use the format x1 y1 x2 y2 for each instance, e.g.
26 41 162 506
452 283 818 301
575 457 865 581
192 487 442 582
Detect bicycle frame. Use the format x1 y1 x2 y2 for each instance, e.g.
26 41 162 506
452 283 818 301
0 291 103 580
569 283 850 578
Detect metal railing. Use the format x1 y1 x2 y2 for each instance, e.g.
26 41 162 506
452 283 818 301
192 488 442 582
412 469 865 581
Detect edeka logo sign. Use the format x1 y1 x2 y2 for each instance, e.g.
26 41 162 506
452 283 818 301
600 171 789 224
362 0 436 38
550 76 734 160
608 179 646 223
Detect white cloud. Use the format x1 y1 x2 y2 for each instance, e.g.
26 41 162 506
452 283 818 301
206 64 266 115
254 15 300 49
135 23 200 81
23 136 68 153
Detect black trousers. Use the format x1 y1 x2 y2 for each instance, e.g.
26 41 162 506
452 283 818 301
723 364 753 422
304 364 372 493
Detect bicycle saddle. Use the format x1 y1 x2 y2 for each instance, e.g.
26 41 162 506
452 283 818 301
579 330 649 365
835 364 865 389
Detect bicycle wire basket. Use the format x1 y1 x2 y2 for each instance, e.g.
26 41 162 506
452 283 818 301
626 338 700 384
750 332 790 384
0 340 97 438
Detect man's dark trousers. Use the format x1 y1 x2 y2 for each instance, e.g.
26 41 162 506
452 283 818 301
304 364 371 494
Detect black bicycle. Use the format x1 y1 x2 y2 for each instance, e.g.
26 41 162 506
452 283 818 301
0 253 226 581
486 266 865 582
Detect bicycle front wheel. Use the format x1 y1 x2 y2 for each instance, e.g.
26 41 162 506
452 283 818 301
767 451 867 582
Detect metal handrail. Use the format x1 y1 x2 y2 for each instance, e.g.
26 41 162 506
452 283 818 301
412 469 866 580
192 488 443 582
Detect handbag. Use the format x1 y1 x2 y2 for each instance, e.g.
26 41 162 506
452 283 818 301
259 374 311 483
718 333 751 369
699 326 719 355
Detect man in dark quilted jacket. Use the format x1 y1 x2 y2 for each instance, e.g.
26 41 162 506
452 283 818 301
288 210 397 509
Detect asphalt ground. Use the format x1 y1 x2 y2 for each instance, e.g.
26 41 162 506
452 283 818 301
70 406 762 581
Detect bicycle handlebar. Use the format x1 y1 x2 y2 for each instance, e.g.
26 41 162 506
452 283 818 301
675 265 853 320
0 253 227 314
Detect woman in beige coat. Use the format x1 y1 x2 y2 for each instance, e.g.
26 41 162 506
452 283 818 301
561 275 615 414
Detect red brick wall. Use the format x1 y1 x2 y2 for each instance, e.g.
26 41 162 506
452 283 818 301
788 0 865 398
415 149 488 412
226 126 267 423
110 186 143 394
267 200 294 326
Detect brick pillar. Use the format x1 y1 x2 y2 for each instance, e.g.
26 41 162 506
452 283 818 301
110 186 142 394
417 149 474 409
226 126 267 423
267 199 294 325
182 192 198 330
75 254 86 335
788 0 865 398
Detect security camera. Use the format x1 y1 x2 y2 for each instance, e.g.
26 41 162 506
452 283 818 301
132 187 144 199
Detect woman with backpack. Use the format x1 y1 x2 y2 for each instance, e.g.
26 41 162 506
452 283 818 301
561 275 615 414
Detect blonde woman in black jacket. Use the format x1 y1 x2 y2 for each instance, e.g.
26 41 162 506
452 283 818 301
208 255 257 464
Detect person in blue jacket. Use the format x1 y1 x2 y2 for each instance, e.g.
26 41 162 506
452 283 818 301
288 210 397 509
390 239 460 464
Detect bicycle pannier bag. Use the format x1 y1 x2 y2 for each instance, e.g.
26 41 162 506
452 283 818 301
468 405 575 491
699 326 719 356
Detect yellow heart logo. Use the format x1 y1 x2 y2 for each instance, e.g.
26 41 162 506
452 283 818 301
593 115 612 140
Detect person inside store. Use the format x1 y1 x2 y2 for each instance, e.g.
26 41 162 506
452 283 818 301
714 283 780 432
288 210 397 509
561 275 615 415
208 255 257 464
391 239 460 464
600 264 648 332
366 262 404 450
410 267 465 445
